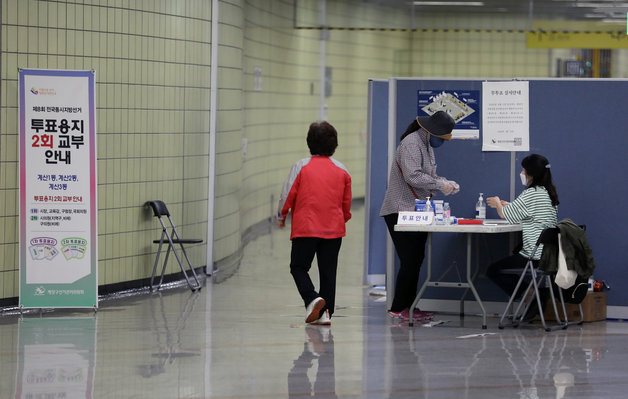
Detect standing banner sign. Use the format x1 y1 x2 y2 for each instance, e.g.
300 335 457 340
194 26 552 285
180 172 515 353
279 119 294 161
19 69 98 309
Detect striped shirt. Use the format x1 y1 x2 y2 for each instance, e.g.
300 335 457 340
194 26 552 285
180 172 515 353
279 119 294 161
502 186 557 260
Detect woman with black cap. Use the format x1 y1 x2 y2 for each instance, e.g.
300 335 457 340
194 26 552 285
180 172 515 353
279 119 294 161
379 111 460 321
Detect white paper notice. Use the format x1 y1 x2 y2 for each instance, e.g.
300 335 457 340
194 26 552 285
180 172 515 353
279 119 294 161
482 81 530 152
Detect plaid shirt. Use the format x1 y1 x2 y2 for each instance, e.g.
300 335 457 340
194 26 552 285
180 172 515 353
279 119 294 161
380 129 448 216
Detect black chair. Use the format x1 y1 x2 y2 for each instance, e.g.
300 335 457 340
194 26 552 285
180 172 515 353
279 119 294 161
498 227 584 331
147 200 203 292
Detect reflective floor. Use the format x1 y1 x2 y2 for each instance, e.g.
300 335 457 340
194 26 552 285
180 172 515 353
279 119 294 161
1 204 626 398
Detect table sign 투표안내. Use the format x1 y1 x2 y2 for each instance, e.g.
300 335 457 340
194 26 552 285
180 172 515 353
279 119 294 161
397 211 434 226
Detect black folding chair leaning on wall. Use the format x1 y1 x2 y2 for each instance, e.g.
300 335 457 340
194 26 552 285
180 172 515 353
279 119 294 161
498 227 584 332
147 200 203 292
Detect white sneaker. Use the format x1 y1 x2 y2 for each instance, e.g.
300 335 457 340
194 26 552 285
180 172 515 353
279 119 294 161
305 297 325 323
310 309 331 325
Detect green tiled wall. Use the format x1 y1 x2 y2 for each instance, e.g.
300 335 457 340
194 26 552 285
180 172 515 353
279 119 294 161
239 1 412 238
2 0 625 300
0 0 211 299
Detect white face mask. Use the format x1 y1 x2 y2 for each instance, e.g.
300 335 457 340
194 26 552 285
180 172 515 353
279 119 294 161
520 172 528 186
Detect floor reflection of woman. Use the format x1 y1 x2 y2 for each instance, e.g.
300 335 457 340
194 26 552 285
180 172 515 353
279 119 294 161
287 325 337 398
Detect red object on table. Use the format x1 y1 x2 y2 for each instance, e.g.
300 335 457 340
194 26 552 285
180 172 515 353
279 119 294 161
457 219 484 225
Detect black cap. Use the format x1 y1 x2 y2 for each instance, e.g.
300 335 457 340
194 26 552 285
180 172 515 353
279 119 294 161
416 111 455 139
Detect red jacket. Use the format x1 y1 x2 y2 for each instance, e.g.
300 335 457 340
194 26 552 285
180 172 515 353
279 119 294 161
278 156 352 239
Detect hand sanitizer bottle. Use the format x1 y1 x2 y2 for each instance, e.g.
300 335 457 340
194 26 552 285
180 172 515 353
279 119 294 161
443 202 451 224
475 193 486 219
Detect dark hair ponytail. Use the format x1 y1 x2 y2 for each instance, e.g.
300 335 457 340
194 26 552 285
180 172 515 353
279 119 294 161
521 154 559 206
399 119 420 142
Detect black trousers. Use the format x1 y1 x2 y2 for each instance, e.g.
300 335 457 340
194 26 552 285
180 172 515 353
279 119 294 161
288 329 336 398
290 237 342 317
384 214 428 312
486 253 539 300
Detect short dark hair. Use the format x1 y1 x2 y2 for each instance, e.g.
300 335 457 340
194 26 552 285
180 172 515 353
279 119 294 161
306 121 338 156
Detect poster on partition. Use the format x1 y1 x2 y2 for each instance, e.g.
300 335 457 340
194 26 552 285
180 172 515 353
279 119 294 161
19 69 98 308
417 89 480 139
481 81 530 152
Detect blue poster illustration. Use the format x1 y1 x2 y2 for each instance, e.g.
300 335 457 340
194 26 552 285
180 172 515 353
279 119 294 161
417 89 480 139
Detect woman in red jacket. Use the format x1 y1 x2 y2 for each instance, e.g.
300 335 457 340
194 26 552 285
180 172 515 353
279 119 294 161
277 121 352 325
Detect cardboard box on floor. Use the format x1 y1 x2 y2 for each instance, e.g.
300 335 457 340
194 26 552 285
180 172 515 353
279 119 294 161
542 291 606 322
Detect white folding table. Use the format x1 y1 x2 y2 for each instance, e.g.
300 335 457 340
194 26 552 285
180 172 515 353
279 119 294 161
394 221 522 328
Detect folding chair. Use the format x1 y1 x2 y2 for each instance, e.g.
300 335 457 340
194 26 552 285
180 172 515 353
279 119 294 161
147 200 203 292
498 227 583 332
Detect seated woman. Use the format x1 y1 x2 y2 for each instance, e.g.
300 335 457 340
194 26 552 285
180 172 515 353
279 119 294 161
486 154 558 318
